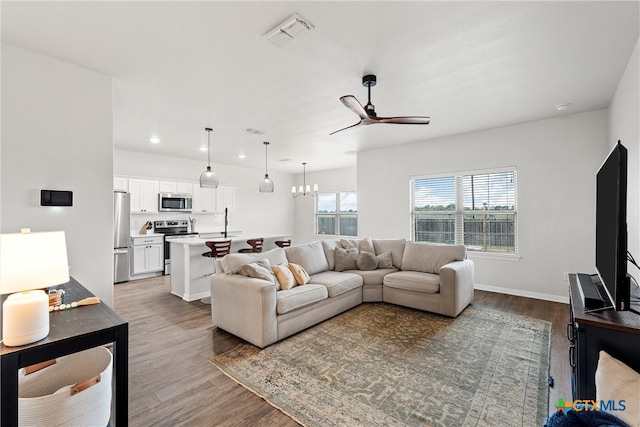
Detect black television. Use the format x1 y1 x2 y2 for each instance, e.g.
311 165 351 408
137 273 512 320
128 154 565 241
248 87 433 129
595 141 630 311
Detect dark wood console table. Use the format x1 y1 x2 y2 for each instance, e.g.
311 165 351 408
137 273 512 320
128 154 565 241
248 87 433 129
1 277 128 426
568 273 640 400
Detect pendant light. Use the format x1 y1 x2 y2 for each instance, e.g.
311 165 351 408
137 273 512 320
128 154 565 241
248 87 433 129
200 127 218 188
259 141 274 193
291 162 318 198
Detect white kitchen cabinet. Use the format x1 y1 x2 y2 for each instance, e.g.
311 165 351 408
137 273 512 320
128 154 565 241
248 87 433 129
158 181 194 195
192 186 216 213
114 177 128 192
158 181 177 193
216 185 236 213
176 182 194 194
131 235 164 275
129 179 159 213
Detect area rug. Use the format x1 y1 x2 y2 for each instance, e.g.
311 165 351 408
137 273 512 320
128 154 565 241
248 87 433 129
210 303 551 427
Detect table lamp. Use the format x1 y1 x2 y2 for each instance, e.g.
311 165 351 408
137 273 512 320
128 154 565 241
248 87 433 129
1 230 70 347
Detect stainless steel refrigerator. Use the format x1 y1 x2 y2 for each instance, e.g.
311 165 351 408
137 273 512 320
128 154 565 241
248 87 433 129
114 191 131 283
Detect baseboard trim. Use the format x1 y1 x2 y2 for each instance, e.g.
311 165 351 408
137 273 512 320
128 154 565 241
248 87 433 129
474 283 569 304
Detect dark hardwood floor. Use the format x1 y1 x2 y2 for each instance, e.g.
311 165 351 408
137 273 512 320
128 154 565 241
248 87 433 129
114 276 569 426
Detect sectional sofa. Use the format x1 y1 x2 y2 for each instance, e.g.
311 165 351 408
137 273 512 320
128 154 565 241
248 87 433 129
209 237 474 348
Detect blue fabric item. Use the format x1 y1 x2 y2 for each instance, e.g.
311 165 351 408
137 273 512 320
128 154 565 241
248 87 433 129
545 407 630 427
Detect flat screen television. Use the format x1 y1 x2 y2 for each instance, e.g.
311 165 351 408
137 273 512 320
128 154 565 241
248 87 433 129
595 141 630 311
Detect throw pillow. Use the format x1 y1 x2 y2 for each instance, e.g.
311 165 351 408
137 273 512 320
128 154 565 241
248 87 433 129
376 251 394 269
340 237 375 254
596 350 640 427
287 263 310 285
334 247 358 272
357 251 379 271
239 258 277 284
272 264 296 290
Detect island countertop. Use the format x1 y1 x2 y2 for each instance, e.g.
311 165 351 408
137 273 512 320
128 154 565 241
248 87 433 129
168 233 291 246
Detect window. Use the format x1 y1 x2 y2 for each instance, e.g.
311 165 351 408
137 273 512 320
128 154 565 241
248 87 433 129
411 169 517 254
316 191 357 236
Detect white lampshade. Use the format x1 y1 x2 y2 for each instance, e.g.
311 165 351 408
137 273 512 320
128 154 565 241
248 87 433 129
1 230 70 347
0 231 70 294
313 184 319 192
291 186 297 193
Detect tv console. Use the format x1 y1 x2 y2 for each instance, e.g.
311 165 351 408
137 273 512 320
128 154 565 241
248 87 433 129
568 273 640 400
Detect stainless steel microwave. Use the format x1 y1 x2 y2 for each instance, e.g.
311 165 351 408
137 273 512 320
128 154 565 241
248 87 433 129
158 193 193 212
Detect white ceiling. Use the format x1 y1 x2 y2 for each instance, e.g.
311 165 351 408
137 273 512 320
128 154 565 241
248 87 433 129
2 1 638 173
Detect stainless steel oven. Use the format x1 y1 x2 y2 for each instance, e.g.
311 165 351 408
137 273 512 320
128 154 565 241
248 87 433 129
154 220 197 275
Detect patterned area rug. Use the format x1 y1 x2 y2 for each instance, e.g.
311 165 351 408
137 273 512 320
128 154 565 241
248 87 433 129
210 303 551 427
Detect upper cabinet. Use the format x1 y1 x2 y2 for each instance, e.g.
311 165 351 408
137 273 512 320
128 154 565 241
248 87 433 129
114 177 128 192
115 176 233 215
192 185 215 213
129 178 159 213
158 181 194 195
216 185 236 213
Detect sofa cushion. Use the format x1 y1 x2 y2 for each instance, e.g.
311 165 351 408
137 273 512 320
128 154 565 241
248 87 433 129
309 271 363 298
276 284 328 315
272 264 296 290
340 237 375 254
285 241 330 275
401 241 467 274
288 263 310 285
239 259 278 284
334 247 358 272
376 252 394 269
373 239 406 268
596 350 640 427
321 238 342 270
346 268 397 286
221 247 287 274
383 271 440 293
357 251 378 270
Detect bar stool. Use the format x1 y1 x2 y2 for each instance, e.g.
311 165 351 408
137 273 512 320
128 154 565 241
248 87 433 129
275 239 291 248
202 240 232 258
238 238 263 253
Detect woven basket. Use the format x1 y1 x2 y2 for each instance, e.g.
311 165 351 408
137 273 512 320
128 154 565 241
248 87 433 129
18 346 113 427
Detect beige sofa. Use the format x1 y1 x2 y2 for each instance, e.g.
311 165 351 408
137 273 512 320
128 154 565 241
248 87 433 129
210 238 474 348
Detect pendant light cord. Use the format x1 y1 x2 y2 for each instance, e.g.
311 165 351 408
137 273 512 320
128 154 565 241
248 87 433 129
207 129 212 168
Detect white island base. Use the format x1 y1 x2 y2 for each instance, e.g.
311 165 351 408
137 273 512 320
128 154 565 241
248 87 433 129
170 240 215 301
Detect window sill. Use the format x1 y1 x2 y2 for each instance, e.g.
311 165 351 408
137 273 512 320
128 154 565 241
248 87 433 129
467 251 521 262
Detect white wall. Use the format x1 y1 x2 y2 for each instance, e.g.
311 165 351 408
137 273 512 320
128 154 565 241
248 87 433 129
609 38 640 266
292 166 357 244
114 150 295 238
1 45 114 306
357 110 610 301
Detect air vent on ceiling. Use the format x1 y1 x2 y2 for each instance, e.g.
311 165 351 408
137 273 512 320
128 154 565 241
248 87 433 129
263 13 314 48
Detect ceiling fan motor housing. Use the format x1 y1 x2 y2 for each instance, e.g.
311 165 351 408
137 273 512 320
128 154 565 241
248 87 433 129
362 74 377 87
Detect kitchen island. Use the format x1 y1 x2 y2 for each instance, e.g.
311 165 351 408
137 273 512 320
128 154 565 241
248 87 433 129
169 234 291 301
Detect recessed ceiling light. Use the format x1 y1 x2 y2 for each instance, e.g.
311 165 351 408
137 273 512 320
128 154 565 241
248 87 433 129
555 103 570 111
199 147 207 152
279 158 290 162
245 128 266 135
149 137 160 144
238 154 246 159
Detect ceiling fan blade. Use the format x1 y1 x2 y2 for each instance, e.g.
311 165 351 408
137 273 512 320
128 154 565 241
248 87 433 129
339 95 368 120
329 120 363 135
376 116 431 125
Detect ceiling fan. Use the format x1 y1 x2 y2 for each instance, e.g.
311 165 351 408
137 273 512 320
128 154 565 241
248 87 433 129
330 74 430 135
